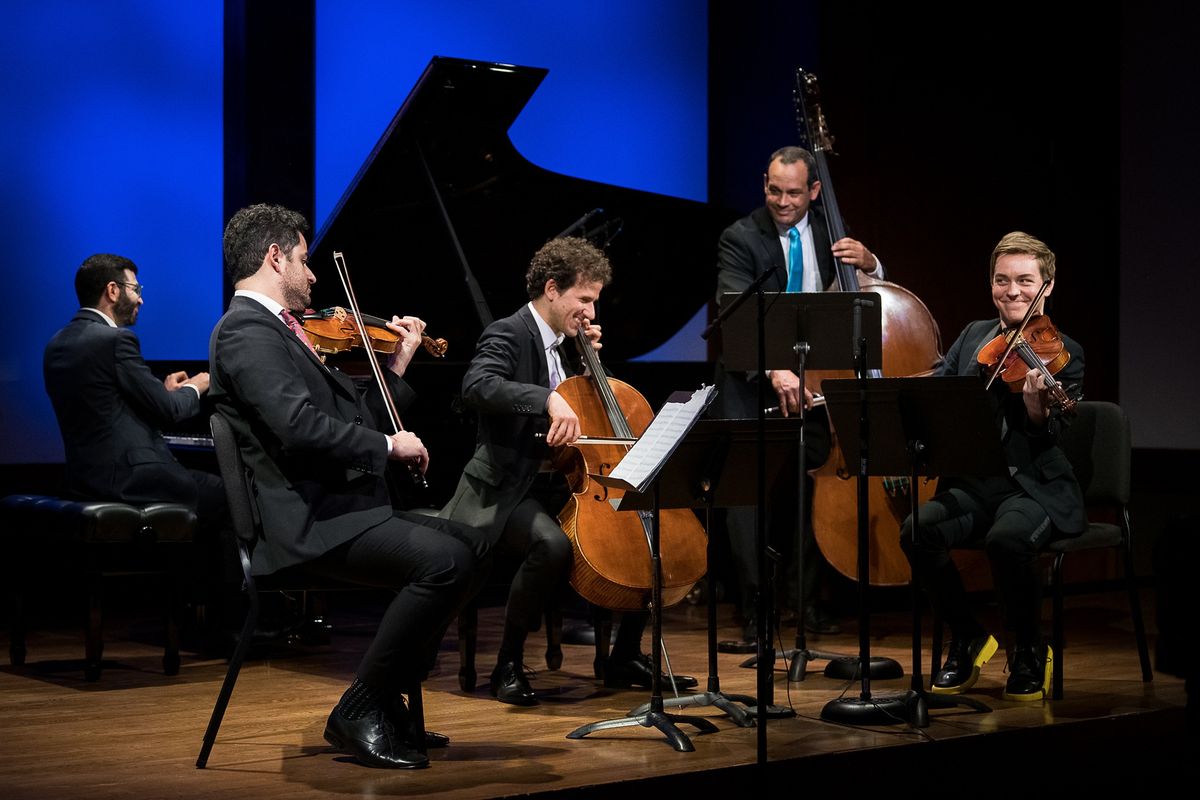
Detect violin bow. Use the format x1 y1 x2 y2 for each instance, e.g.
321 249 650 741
331 251 428 488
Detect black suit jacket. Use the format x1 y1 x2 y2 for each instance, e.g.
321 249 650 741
208 295 415 575
713 206 839 421
43 311 202 505
441 305 570 544
939 318 1087 535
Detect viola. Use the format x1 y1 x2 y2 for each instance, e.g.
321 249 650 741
301 306 448 358
977 313 1077 413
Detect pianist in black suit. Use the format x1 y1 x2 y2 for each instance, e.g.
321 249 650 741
442 237 696 705
210 204 486 769
714 146 883 640
43 253 225 519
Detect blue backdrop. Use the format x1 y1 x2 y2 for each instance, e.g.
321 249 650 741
3 1 706 465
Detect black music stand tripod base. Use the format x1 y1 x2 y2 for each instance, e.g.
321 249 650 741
629 688 758 728
821 691 918 726
567 709 718 752
740 646 902 683
818 655 904 682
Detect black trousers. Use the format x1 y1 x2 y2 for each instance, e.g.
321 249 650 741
496 473 574 635
299 510 488 690
901 476 1075 647
495 474 649 659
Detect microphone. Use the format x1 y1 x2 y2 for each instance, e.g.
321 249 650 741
556 208 603 239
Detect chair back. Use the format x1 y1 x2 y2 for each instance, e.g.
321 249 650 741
209 414 260 549
1056 400 1131 507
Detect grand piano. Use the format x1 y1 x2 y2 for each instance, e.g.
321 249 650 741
174 57 738 501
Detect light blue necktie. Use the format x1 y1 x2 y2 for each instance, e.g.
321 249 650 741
786 227 804 292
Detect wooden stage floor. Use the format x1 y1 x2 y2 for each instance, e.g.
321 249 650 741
0 590 1192 798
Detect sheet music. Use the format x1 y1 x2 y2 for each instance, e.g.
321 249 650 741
607 385 717 493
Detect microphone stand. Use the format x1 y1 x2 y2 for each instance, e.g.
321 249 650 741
705 265 795 765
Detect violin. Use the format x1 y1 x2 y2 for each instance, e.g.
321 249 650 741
301 306 448 358
329 252 429 488
977 313 1078 412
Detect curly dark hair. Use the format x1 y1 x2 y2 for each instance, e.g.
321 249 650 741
525 236 612 300
75 253 137 307
222 204 309 284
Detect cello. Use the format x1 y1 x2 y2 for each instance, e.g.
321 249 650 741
553 320 709 611
795 69 944 586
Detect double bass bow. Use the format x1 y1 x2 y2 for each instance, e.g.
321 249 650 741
795 69 945 587
552 318 708 611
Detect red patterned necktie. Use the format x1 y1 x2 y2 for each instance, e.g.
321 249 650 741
279 308 318 355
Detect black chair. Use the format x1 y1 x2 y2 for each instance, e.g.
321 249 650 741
931 400 1153 700
195 414 425 769
2 493 195 681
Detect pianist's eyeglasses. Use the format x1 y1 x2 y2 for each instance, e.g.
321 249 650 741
114 281 143 297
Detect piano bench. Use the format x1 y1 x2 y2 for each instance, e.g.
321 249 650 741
1 494 197 681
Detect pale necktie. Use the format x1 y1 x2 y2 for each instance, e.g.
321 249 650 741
279 308 318 356
547 344 563 389
786 227 804 293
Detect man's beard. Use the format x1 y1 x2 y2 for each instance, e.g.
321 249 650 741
282 282 311 313
113 293 138 327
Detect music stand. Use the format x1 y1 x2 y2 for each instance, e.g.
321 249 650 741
721 291 900 687
623 417 810 729
821 376 1006 724
567 389 721 752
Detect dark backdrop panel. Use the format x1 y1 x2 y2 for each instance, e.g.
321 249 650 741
711 2 1119 406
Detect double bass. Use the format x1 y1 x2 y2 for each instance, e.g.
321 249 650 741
795 70 944 586
553 321 709 611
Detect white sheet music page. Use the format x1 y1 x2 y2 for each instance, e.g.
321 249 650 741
607 385 717 493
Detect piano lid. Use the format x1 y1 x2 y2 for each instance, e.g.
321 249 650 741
309 56 736 363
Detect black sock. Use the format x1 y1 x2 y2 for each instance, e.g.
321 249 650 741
338 678 387 721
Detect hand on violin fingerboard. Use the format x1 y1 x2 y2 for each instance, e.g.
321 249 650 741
385 315 427 378
1022 370 1054 424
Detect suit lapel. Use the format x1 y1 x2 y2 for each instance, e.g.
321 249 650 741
231 297 356 400
518 306 553 387
750 207 787 291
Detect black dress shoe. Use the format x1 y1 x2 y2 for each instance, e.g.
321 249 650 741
1002 643 1052 702
489 661 537 706
323 706 429 769
389 694 450 749
931 634 998 695
421 730 450 748
803 607 842 636
603 653 698 690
